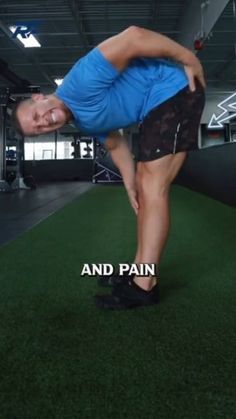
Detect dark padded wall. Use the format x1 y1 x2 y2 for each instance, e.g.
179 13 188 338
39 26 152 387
24 159 93 182
175 143 236 207
24 143 236 207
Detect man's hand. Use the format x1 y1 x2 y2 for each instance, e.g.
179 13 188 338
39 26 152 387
126 185 139 215
184 55 206 91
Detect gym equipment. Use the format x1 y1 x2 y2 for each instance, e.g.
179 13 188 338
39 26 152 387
71 135 81 159
23 175 37 190
92 140 122 183
0 86 39 192
71 134 94 159
5 170 16 184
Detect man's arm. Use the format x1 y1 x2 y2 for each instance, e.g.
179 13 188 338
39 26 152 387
98 26 205 91
105 131 138 215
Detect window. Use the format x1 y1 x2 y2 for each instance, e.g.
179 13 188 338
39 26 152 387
24 134 94 160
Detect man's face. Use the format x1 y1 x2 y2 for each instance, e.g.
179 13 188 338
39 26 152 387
17 94 71 136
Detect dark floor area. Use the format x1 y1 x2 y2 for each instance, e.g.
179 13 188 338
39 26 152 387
0 185 235 418
0 181 93 247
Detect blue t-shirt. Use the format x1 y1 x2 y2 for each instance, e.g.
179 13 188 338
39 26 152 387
55 48 188 143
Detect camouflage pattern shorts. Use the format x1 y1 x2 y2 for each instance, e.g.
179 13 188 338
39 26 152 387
137 81 205 161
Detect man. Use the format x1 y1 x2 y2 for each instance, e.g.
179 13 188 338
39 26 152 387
12 27 205 310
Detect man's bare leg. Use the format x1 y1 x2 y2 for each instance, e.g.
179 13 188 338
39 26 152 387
133 152 187 290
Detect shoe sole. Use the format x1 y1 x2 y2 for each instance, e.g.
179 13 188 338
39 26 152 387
94 295 159 310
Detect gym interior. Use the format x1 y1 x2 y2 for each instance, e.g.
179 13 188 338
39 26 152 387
0 1 236 417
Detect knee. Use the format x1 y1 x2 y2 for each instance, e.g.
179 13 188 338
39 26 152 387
137 169 170 202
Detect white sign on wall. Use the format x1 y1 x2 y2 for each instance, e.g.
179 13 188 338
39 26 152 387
208 93 236 129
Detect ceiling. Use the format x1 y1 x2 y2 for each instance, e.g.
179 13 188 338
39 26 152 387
0 0 236 92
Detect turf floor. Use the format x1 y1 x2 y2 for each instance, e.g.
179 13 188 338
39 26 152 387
0 185 235 419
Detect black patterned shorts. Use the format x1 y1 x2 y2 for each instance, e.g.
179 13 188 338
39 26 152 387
136 81 205 162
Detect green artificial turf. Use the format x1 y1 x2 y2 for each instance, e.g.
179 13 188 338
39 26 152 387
0 185 235 419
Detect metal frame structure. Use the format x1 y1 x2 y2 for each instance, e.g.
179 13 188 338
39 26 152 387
0 0 235 90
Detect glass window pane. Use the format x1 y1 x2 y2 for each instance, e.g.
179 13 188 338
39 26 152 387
34 142 55 160
56 141 74 159
24 143 34 160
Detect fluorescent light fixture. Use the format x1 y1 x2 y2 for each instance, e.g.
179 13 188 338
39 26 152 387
54 78 64 86
9 25 41 48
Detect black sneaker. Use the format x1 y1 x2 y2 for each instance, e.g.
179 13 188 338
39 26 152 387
94 277 159 310
98 271 129 287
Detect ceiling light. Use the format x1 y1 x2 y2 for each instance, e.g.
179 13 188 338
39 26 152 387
9 25 41 48
54 78 64 86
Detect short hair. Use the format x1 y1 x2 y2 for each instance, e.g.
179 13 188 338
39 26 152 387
11 98 33 136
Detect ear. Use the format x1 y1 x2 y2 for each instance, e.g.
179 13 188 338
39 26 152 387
31 93 45 101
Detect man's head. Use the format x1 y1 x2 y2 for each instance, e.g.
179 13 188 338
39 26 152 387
12 93 72 136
